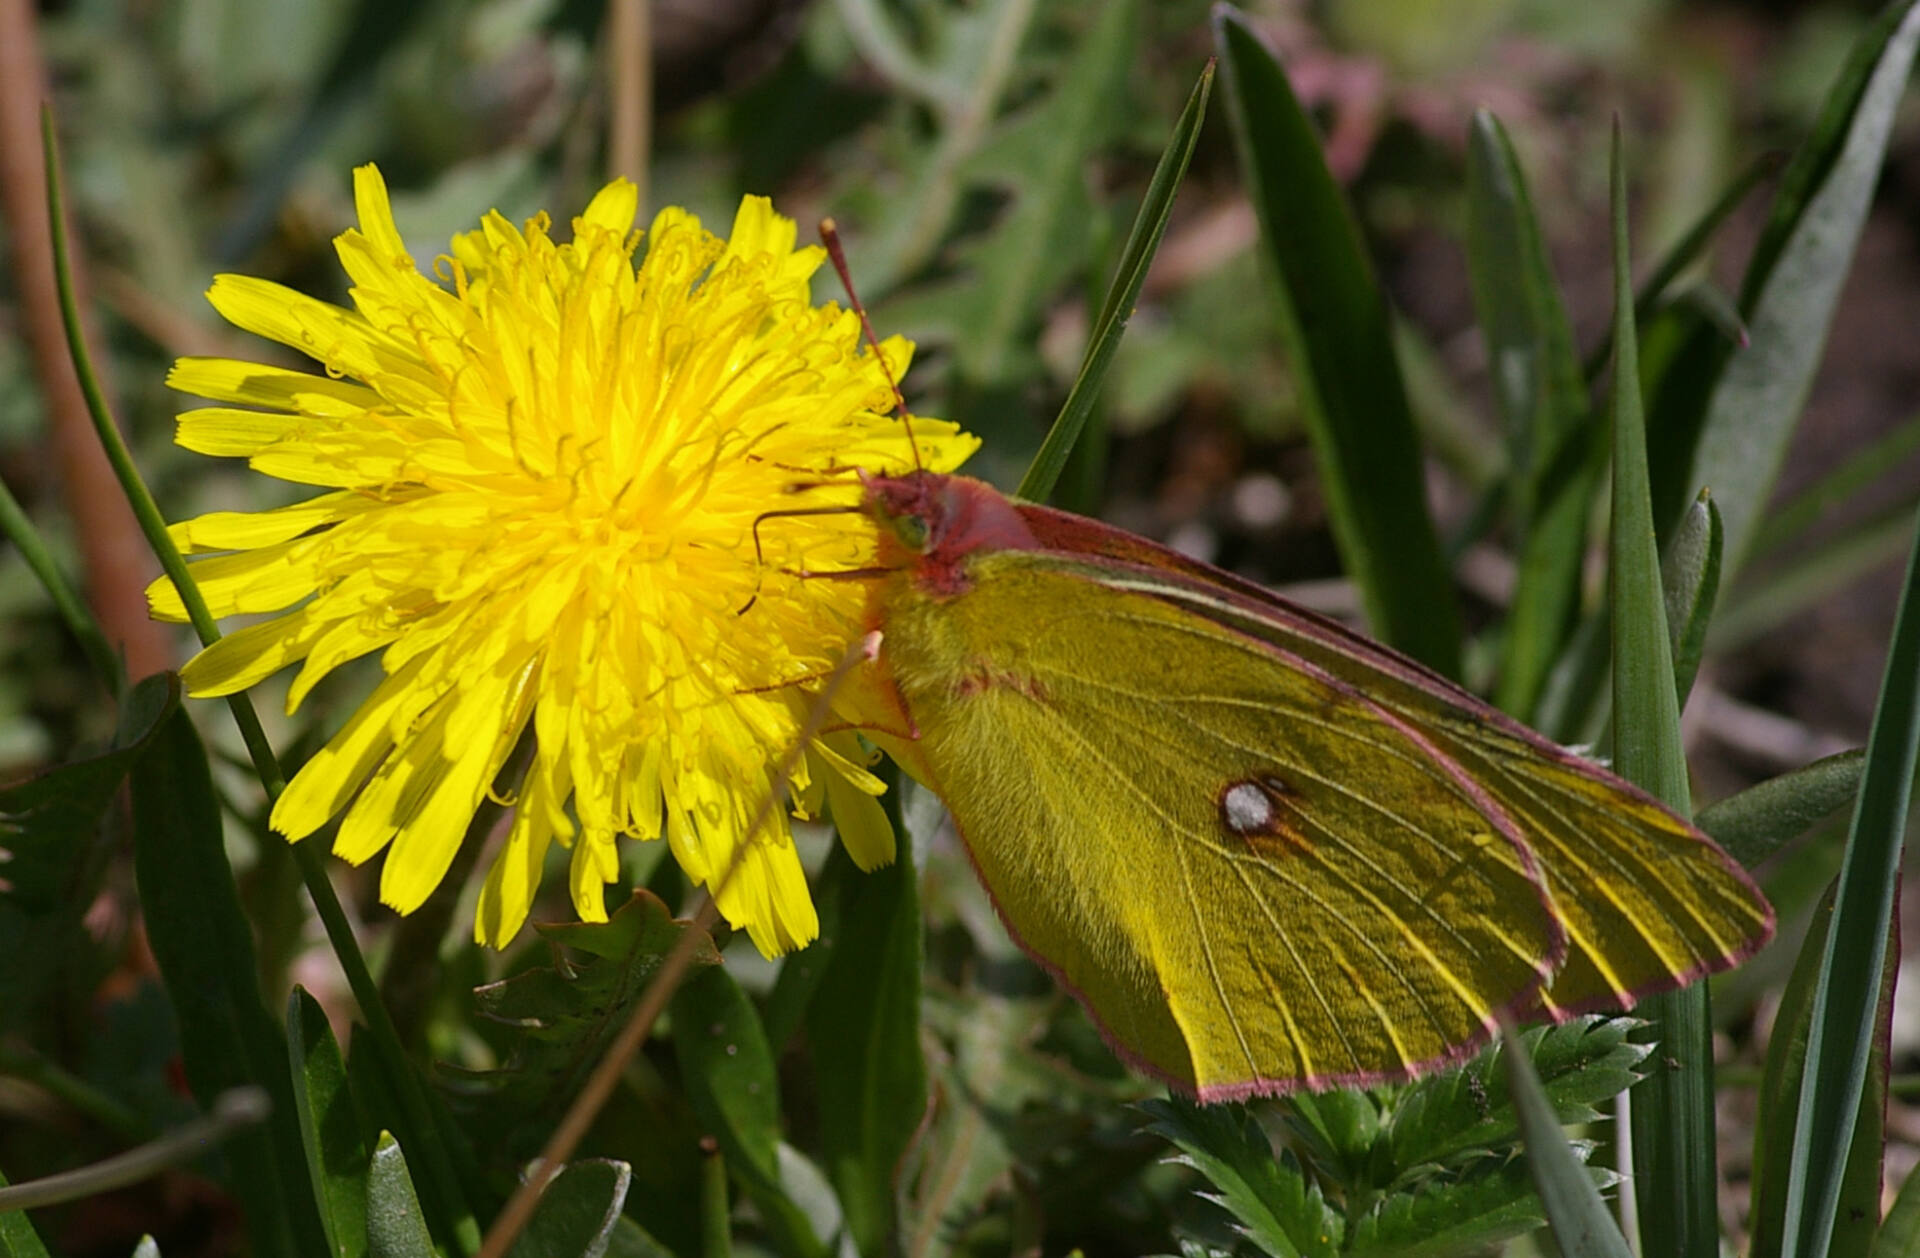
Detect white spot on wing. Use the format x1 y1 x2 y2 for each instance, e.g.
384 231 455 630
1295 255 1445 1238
1222 781 1273 835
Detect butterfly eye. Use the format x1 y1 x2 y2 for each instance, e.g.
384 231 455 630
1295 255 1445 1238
894 513 931 552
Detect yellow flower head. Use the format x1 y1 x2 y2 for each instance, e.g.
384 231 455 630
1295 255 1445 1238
151 165 975 955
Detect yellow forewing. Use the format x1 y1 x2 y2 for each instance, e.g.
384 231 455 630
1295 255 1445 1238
870 551 1570 1097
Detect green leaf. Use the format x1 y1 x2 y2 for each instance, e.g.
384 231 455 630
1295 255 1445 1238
1685 1 1920 572
1663 490 1724 705
1280 1091 1379 1189
1213 6 1461 676
366 1134 435 1258
0 672 174 1028
671 965 822 1258
507 1159 632 1258
289 987 371 1258
805 829 927 1256
1464 108 1595 720
1387 1017 1650 1173
1501 1026 1634 1258
1873 1160 1920 1257
0 1165 52 1258
1018 59 1213 502
1606 125 1717 1258
1698 751 1865 869
1776 505 1920 1258
128 675 328 1258
1140 1097 1342 1258
1751 884 1896 1258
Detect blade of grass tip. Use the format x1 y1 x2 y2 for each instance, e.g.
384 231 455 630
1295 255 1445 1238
1500 1024 1635 1258
1777 509 1920 1258
1582 149 1781 381
0 473 122 694
1018 59 1213 503
1605 123 1718 1258
38 108 482 1256
1213 5 1461 677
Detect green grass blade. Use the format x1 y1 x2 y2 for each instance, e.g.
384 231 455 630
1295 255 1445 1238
128 675 330 1258
289 987 371 1258
1663 490 1723 704
1465 109 1597 719
1019 59 1214 502
1750 885 1895 1258
805 822 927 1257
1605 125 1717 1258
1698 751 1865 869
1777 505 1920 1258
1687 1 1920 573
1500 1026 1634 1258
1213 6 1461 676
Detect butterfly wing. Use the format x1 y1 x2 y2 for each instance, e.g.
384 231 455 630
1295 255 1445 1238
1014 501 1775 1018
871 548 1566 1097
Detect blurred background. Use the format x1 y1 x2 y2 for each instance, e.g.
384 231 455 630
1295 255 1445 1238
4 0 1919 1252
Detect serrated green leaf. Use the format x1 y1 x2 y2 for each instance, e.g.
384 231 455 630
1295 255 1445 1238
1502 1027 1633 1258
1348 1155 1605 1258
507 1159 631 1258
1685 1 1920 572
932 0 1137 390
1141 1097 1341 1258
1387 1017 1649 1173
1213 5 1461 676
129 676 327 1258
289 987 371 1258
366 1134 434 1258
1776 504 1920 1258
805 822 926 1256
1664 491 1723 705
0 672 173 1028
1698 751 1864 869
1019 58 1212 502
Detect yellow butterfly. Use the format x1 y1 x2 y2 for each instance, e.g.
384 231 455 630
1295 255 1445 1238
839 470 1774 1100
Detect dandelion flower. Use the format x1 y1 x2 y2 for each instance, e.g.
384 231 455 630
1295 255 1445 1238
150 165 976 955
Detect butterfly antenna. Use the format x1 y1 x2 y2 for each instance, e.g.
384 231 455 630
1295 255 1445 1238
820 217 921 471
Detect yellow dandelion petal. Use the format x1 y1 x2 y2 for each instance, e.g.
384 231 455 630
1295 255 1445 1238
163 166 977 954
